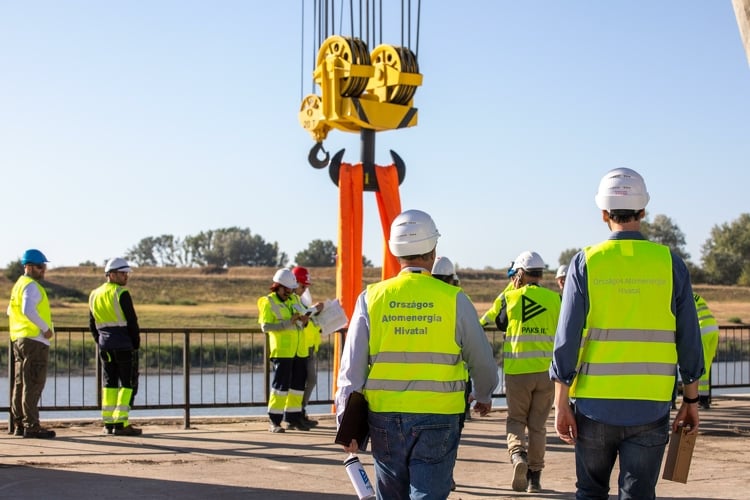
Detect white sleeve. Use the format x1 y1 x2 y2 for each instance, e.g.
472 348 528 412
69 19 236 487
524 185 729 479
21 282 51 333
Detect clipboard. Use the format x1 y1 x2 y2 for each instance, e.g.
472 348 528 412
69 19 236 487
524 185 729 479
335 391 369 450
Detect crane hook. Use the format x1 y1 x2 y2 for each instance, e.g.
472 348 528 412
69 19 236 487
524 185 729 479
308 142 330 169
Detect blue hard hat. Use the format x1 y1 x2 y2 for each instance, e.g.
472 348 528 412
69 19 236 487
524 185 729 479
21 249 49 266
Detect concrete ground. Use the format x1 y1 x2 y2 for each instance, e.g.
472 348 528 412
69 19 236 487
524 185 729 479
1 394 749 500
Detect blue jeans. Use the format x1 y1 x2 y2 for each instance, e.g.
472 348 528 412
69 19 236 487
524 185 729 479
574 411 670 500
368 411 460 500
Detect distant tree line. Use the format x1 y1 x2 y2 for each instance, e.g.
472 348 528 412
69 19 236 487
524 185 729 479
124 229 372 269
124 228 289 268
3 214 748 284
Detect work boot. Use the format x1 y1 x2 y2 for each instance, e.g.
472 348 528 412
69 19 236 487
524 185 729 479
699 395 711 410
286 418 312 431
114 425 143 436
268 423 285 433
23 426 56 439
103 425 115 435
510 452 528 492
527 469 542 493
302 411 318 427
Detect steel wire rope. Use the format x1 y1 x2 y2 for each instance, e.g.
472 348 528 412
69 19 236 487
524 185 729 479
349 0 354 37
378 0 382 47
415 0 420 58
300 0 305 100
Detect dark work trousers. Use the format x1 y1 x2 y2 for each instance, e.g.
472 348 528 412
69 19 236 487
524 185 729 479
269 355 307 425
11 338 50 429
101 349 140 403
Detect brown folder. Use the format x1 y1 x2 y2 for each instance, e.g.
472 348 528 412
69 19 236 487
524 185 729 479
335 391 369 449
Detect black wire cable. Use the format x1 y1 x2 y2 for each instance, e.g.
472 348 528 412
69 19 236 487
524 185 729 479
407 0 411 52
300 0 305 101
415 0 420 58
349 0 354 37
400 0 404 47
378 0 382 46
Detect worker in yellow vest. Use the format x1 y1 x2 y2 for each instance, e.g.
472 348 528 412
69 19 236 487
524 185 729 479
478 267 515 327
496 251 561 493
258 269 312 433
336 210 499 499
551 168 704 499
694 293 719 409
89 257 142 436
7 249 56 439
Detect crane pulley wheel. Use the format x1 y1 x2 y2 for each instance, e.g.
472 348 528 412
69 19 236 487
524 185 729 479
316 35 371 97
370 44 419 105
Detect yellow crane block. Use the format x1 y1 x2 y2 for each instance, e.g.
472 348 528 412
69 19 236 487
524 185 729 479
299 35 423 145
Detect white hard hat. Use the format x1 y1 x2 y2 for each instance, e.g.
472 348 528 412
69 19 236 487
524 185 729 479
104 257 132 274
555 265 568 279
511 251 545 272
595 167 650 211
388 209 440 257
272 268 298 289
432 256 455 277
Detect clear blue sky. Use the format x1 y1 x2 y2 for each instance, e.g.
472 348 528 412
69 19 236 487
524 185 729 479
2 1 748 271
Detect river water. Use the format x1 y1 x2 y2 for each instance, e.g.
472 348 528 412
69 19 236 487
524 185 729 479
2 362 748 420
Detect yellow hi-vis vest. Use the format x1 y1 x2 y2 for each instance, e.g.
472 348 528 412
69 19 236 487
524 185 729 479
572 240 677 401
303 320 321 352
503 285 561 375
89 282 133 349
8 275 52 341
289 294 312 356
695 294 718 393
257 292 304 358
364 271 466 414
695 294 719 339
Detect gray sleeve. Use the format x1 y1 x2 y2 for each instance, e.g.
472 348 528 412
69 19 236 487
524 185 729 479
335 291 371 426
456 292 499 403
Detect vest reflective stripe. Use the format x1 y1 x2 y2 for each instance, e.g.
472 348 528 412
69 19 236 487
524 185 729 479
700 324 719 335
8 276 52 341
365 379 465 393
578 362 676 376
572 240 677 402
257 293 302 358
364 271 466 414
370 352 462 365
502 285 560 375
586 328 676 343
505 350 553 360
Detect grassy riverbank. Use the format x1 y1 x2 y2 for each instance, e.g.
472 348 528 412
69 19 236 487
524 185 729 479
2 266 750 328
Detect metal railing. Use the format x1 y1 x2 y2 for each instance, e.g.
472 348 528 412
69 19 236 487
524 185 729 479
3 325 749 428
